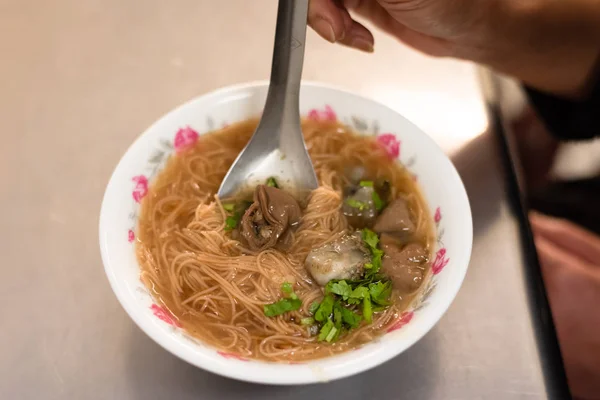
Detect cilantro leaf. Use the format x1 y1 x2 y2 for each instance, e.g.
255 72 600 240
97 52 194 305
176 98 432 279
312 225 394 339
345 198 366 210
333 301 343 330
347 297 362 305
368 281 388 299
314 295 334 322
281 282 293 294
222 203 235 212
359 180 374 187
369 281 392 305
341 307 362 328
361 228 379 250
266 177 279 188
326 281 353 300
263 297 302 317
350 286 369 300
368 281 386 298
367 248 384 277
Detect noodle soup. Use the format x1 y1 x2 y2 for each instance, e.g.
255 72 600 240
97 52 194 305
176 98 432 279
136 118 434 362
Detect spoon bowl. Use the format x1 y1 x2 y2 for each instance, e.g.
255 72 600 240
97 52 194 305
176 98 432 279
217 0 318 199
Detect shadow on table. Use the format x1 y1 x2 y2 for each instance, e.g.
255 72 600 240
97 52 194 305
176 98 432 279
124 324 441 400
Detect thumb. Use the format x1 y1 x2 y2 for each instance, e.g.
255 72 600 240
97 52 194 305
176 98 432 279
308 0 374 52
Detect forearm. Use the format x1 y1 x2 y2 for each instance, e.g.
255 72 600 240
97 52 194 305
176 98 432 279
478 0 600 98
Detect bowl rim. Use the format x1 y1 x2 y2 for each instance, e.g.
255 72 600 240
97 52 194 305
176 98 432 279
99 80 473 385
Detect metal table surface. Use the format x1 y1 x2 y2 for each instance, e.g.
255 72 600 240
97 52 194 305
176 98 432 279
0 1 569 399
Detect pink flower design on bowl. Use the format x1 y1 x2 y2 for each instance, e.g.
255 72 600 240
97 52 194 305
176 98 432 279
434 207 442 224
174 126 199 153
387 311 414 333
150 304 181 327
377 134 400 159
307 105 337 121
132 175 148 203
432 248 450 275
128 229 135 243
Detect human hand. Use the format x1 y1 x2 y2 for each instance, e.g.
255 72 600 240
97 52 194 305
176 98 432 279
308 0 495 57
308 0 600 97
530 212 600 399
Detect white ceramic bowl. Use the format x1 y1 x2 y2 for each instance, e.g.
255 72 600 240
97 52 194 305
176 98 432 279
99 82 472 385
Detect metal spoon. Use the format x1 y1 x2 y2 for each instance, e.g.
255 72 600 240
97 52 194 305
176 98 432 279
217 0 318 199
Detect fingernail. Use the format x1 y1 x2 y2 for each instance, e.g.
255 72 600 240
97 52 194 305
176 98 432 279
351 38 374 53
313 18 336 43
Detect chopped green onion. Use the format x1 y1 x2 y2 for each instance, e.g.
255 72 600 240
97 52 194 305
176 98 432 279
359 180 374 187
345 198 366 210
372 191 384 211
266 177 279 188
309 301 320 315
301 317 315 326
281 282 293 294
222 203 235 212
362 293 373 323
333 302 343 328
224 215 240 231
318 319 334 341
325 326 338 342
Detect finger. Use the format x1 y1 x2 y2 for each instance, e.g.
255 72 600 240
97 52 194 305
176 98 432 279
530 212 600 267
343 0 455 57
337 18 375 52
308 0 350 43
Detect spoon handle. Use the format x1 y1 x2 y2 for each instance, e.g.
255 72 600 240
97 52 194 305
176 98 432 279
263 0 308 124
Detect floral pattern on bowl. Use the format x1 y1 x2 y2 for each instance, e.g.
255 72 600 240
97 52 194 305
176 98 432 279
100 82 472 384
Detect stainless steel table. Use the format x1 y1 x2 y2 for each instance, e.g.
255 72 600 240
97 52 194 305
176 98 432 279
0 1 569 398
